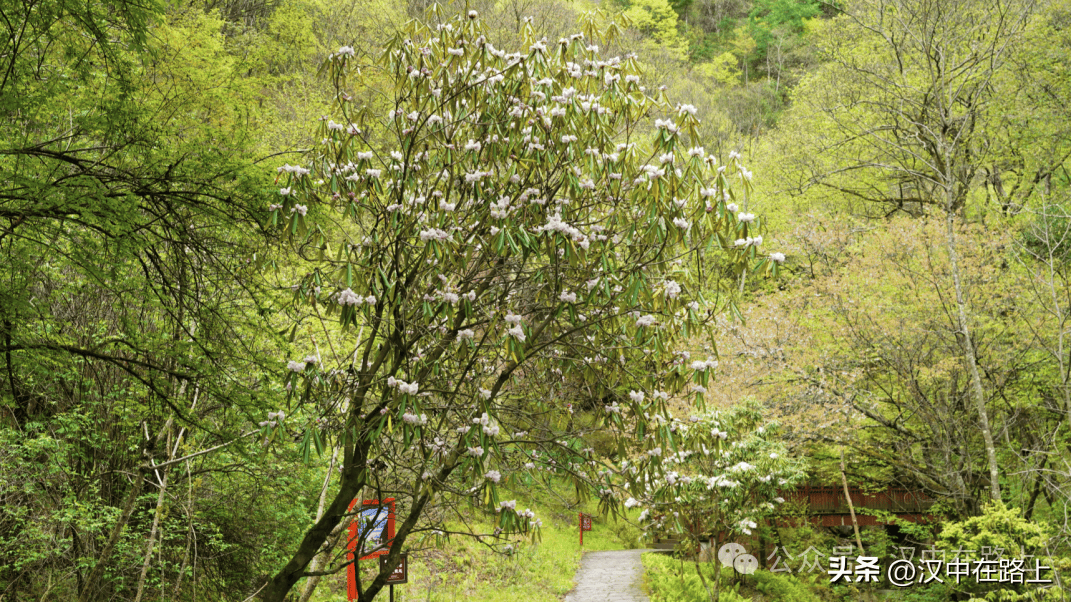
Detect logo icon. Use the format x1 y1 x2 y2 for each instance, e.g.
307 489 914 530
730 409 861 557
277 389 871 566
719 543 759 574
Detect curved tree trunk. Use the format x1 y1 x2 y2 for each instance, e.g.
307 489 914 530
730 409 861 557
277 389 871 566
258 461 366 601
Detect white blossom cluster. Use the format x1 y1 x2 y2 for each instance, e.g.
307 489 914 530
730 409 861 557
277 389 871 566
336 287 376 306
387 376 419 395
689 359 719 371
473 412 499 436
402 412 428 426
259 410 286 428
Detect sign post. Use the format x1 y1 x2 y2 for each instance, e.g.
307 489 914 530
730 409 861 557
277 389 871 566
579 513 592 546
346 498 396 601
380 553 407 602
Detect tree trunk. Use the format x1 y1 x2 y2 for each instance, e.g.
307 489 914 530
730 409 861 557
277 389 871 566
945 198 1002 502
133 469 168 602
839 450 864 554
78 468 145 602
258 462 365 601
298 446 341 602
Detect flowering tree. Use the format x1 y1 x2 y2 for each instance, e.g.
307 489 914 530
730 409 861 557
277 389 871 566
626 402 804 601
259 9 783 601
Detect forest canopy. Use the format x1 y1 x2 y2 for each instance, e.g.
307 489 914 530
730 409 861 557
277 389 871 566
2 0 1069 600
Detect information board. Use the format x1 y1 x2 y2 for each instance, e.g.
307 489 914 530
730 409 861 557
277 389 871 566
347 498 396 601
380 553 408 584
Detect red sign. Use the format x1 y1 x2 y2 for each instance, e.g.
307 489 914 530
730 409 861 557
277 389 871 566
380 553 408 584
347 498 396 601
579 512 593 546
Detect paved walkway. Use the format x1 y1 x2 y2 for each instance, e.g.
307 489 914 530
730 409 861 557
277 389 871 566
563 549 655 602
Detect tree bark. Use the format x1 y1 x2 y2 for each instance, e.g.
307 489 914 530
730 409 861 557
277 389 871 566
297 446 341 602
133 469 168 602
839 450 864 554
945 197 1002 502
258 461 365 601
78 468 145 602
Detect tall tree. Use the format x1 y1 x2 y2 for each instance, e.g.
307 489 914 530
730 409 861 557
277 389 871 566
0 1 279 598
774 0 1044 502
257 10 784 601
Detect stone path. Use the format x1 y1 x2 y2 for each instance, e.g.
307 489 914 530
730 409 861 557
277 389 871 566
563 549 656 602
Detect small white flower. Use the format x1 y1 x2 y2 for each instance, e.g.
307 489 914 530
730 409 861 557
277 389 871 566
559 291 577 303
635 314 657 327
287 360 304 372
279 187 291 196
629 390 645 403
672 217 690 229
769 252 786 264
664 280 682 299
737 212 755 223
419 228 451 242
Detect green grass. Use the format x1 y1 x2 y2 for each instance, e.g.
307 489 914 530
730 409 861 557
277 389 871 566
642 552 824 602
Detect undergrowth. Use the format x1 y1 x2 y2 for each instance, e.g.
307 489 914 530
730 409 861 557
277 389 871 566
643 552 822 602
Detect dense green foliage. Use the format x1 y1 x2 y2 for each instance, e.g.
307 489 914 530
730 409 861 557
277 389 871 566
3 0 1071 600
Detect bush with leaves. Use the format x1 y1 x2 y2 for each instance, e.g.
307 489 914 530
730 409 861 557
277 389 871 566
936 502 1068 601
260 8 784 601
626 402 804 600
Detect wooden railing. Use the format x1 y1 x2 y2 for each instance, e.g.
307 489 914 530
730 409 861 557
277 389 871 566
785 486 934 515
